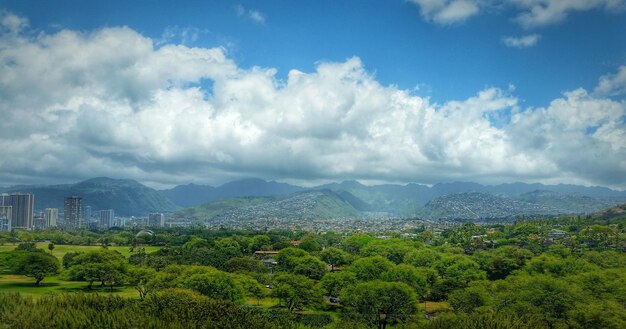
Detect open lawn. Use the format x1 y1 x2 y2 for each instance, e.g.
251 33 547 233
418 301 451 314
245 296 280 307
0 242 161 259
0 274 137 298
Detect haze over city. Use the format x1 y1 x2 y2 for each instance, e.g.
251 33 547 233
1 1 625 190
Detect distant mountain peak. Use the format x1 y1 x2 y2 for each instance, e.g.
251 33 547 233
339 180 366 188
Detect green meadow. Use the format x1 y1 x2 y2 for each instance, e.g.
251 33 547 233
0 242 161 259
0 243 161 298
0 275 138 298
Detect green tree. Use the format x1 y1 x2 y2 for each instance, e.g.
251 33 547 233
294 256 327 280
65 249 128 289
225 257 268 273
62 251 82 269
298 234 322 252
341 233 374 254
271 273 322 312
275 247 308 271
361 239 416 264
472 246 533 280
348 256 395 281
341 281 418 329
431 255 486 299
128 266 157 300
320 247 349 271
381 264 428 297
448 284 491 314
250 235 272 252
15 242 38 251
320 271 357 297
47 242 55 255
233 274 266 304
183 272 244 303
320 231 342 247
13 252 59 285
403 248 441 267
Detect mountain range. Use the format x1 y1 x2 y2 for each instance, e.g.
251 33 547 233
163 179 626 221
2 177 625 219
0 177 178 216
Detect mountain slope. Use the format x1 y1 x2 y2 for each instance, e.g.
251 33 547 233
418 190 616 220
173 190 360 222
159 178 303 207
159 183 216 208
516 190 612 213
3 177 178 216
591 203 626 221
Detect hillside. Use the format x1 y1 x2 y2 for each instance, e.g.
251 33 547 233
418 192 547 220
5 177 624 220
172 190 360 222
516 190 612 213
160 178 303 207
591 203 626 221
418 191 614 220
2 177 178 216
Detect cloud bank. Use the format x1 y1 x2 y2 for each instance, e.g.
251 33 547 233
0 12 624 188
409 0 626 27
501 34 541 48
409 0 480 24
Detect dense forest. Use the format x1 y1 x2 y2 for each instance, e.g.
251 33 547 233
1 214 625 328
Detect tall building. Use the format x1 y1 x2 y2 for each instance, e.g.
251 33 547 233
148 213 165 227
64 196 82 229
0 206 11 232
83 206 92 221
2 193 35 229
45 208 58 228
113 217 126 227
34 213 46 229
0 194 8 206
99 209 114 228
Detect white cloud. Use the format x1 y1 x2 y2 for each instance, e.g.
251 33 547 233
234 4 266 25
510 0 626 28
594 65 626 97
408 0 626 28
409 0 480 24
0 10 28 34
0 13 625 188
156 26 206 46
248 10 266 24
501 34 541 48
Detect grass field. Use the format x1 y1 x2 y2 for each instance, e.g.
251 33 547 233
0 243 160 298
0 242 161 259
418 301 451 314
0 274 137 298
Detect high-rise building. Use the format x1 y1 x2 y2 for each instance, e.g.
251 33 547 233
2 193 35 229
99 209 114 228
34 213 46 229
0 194 8 206
83 206 92 221
148 213 165 227
64 196 82 229
45 208 58 228
113 217 126 227
0 206 11 232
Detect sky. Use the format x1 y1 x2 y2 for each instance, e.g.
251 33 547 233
0 0 625 189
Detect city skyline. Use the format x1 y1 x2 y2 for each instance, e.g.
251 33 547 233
0 1 625 190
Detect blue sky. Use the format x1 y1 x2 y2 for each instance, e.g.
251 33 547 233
5 0 625 106
0 0 625 189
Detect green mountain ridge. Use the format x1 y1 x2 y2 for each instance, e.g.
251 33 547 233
172 190 360 222
1 177 178 216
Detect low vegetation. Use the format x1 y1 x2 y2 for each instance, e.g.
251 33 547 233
0 214 625 328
